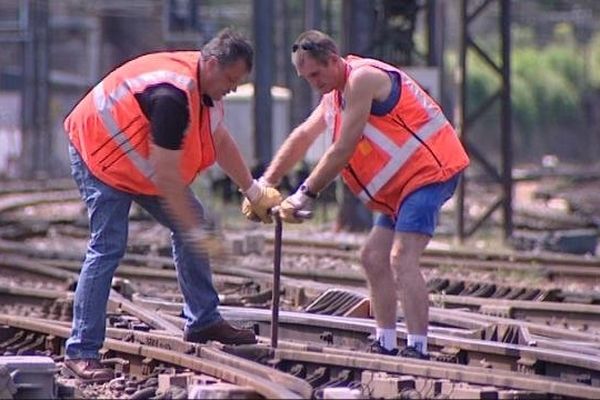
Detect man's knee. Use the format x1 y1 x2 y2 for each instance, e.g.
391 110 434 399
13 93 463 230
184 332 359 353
390 241 422 280
360 244 389 276
389 240 405 267
391 233 429 268
88 235 127 261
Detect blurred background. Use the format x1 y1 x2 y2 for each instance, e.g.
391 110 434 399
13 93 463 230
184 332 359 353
0 0 599 247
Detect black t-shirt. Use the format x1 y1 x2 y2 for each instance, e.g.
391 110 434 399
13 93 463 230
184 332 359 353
134 83 190 150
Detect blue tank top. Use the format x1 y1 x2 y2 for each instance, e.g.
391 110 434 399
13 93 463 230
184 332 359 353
370 71 401 116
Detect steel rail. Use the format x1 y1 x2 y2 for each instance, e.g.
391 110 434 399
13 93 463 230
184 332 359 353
214 307 600 377
263 244 600 280
0 253 78 283
160 294 600 357
108 290 181 334
6 247 599 348
433 306 600 343
0 254 181 334
0 178 75 194
0 314 303 399
0 190 81 214
268 347 600 399
432 292 600 329
43 253 600 337
6 284 600 379
97 293 600 351
5 312 598 398
0 284 67 301
264 235 600 268
92 324 313 397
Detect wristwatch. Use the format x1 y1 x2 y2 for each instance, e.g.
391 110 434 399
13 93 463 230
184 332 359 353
299 184 318 199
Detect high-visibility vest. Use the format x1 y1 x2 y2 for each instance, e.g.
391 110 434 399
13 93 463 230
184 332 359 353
64 51 222 195
325 55 469 216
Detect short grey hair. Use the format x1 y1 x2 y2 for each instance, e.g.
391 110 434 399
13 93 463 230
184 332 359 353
202 28 253 71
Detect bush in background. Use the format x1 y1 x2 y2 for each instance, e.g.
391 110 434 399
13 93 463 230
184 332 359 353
452 23 599 164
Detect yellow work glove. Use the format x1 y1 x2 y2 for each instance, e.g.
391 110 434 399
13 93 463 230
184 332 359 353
241 179 282 223
279 184 316 223
241 198 261 222
182 228 229 263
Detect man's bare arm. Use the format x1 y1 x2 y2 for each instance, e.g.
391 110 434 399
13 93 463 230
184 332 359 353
262 102 327 186
150 144 199 232
304 69 377 193
213 124 254 191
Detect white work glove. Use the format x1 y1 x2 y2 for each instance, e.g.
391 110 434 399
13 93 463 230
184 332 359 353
279 184 316 223
241 178 282 224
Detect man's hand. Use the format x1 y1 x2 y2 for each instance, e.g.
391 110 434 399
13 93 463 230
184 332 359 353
182 228 229 263
241 198 261 222
279 185 316 223
241 179 282 223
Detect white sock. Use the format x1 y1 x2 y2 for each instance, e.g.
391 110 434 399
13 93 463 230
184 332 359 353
407 334 428 354
376 328 397 351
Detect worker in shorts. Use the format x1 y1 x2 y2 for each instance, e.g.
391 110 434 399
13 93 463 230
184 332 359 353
244 30 469 359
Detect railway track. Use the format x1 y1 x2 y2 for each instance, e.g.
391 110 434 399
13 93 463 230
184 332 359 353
5 243 600 338
3 262 600 398
2 182 600 398
0 315 305 399
2 299 600 398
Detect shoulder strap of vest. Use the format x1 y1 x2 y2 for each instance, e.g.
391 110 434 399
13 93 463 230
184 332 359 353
346 55 400 74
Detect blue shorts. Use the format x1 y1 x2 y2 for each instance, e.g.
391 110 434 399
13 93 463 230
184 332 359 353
374 174 461 236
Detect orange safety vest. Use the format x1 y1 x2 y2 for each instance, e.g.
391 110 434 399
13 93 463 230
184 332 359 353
64 51 222 195
325 55 469 216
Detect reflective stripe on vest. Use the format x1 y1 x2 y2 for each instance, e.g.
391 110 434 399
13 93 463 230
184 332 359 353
92 70 196 181
334 55 469 215
352 66 448 205
356 112 448 204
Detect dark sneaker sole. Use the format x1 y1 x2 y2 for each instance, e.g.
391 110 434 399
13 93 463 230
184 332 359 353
184 336 258 345
208 336 258 345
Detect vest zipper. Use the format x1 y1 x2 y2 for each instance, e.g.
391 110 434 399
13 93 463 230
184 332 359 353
394 115 443 168
345 163 396 217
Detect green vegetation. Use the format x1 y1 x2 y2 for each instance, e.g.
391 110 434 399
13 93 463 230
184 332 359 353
450 23 600 163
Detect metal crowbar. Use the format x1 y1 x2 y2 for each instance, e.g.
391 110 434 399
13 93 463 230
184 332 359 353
270 207 312 348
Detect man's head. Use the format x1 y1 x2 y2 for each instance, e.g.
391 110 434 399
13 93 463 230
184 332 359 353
291 30 344 94
201 28 253 101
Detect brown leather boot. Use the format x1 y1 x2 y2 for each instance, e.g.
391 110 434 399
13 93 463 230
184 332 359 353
64 358 114 383
183 319 257 345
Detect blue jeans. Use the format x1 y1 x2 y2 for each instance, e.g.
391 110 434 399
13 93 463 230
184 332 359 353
65 144 221 359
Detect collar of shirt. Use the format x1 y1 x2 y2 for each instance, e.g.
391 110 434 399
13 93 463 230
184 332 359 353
202 94 214 107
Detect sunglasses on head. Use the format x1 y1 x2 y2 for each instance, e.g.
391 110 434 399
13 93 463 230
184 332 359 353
291 41 324 53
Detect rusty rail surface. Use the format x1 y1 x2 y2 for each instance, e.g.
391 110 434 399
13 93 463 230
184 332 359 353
0 314 303 399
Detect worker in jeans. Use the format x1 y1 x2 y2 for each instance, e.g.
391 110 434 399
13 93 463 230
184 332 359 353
64 28 281 382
